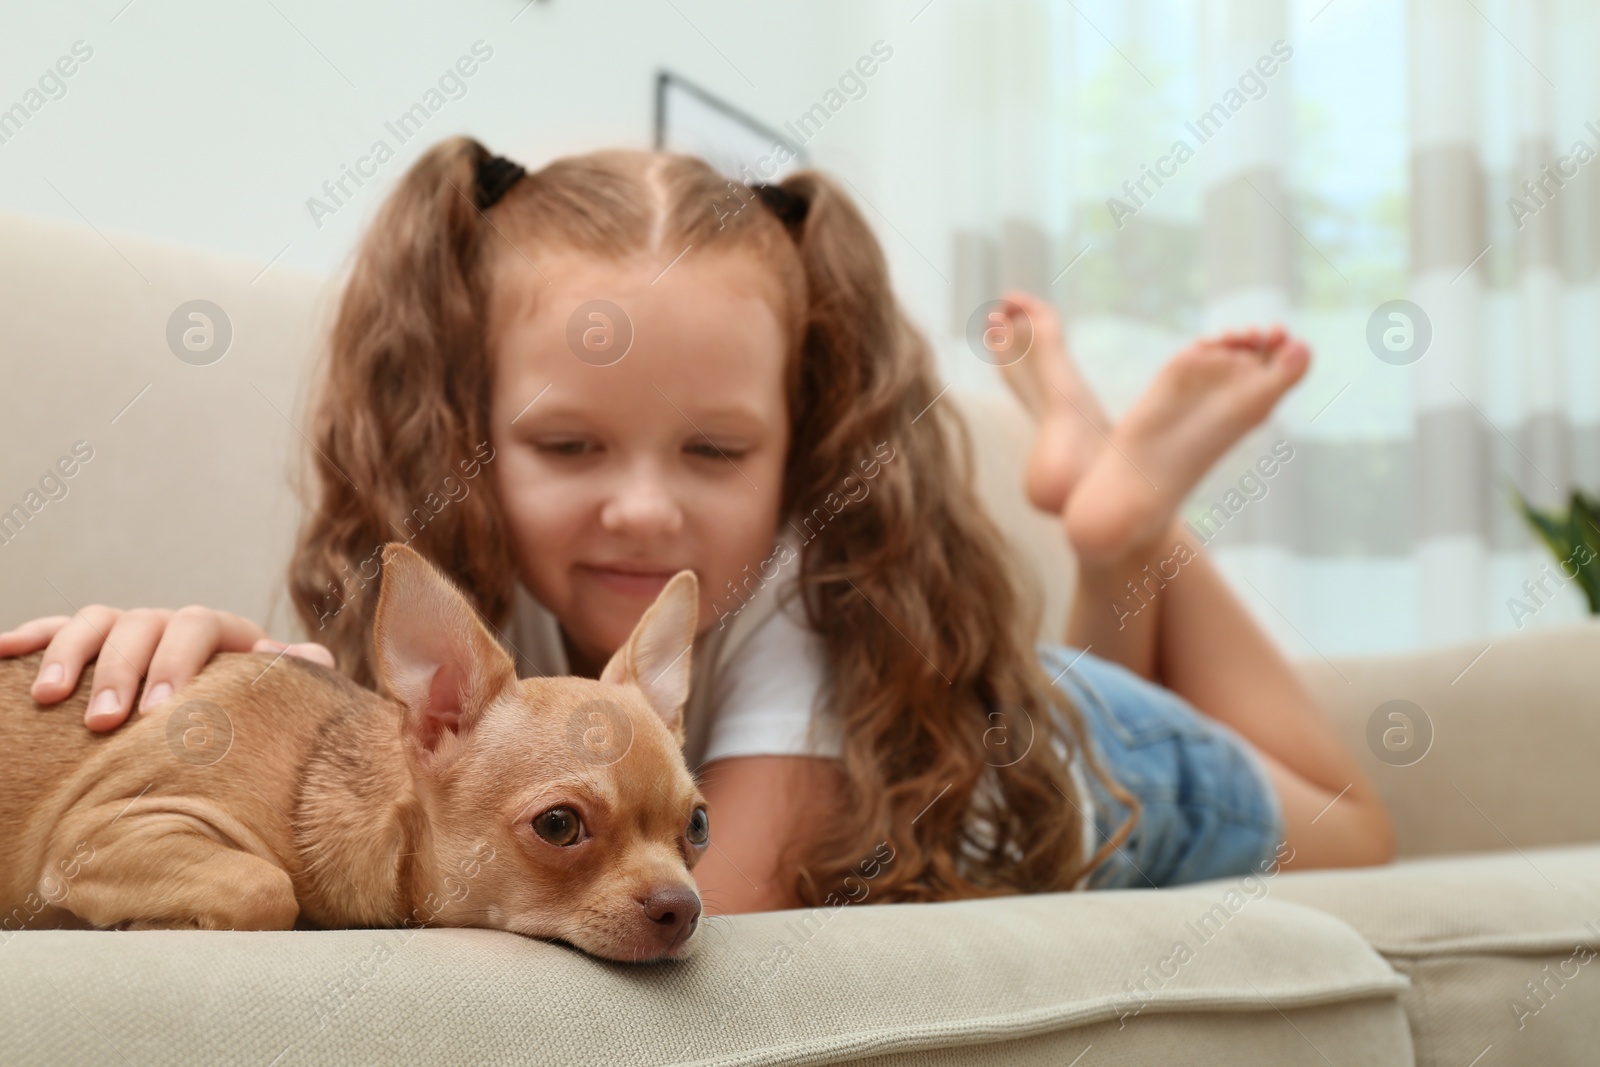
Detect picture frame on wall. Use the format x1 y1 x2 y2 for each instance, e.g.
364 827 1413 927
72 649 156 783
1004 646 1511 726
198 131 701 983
654 70 807 184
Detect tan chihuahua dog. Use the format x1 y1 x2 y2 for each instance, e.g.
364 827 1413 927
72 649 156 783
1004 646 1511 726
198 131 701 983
0 544 709 962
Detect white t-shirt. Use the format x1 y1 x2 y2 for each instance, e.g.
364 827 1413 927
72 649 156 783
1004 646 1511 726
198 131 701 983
699 578 844 761
501 527 1095 880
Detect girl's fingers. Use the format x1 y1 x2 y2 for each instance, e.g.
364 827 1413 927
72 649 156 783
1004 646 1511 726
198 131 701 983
81 609 174 730
25 604 301 730
140 607 268 712
32 606 124 705
0 616 72 656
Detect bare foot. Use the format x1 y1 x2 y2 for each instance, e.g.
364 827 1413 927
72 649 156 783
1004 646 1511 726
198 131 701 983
1064 325 1310 566
993 291 1113 515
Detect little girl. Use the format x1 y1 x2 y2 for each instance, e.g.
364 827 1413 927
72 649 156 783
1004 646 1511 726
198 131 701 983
0 137 1392 914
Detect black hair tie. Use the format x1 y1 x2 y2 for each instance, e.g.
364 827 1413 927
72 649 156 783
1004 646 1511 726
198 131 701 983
751 182 809 232
476 154 526 209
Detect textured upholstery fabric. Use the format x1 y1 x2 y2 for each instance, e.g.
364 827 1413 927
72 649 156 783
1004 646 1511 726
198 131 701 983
0 211 328 631
1271 846 1600 1067
1 890 1407 1066
1294 622 1600 859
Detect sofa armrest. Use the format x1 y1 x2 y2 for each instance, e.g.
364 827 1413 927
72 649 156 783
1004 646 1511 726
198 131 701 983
1296 621 1600 860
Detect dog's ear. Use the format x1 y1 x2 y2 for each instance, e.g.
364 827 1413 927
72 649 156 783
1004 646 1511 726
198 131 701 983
374 543 516 774
600 570 698 744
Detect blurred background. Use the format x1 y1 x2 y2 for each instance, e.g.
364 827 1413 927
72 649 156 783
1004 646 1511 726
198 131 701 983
1 0 1597 659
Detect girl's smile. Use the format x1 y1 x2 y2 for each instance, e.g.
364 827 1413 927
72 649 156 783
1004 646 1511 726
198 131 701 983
576 561 681 599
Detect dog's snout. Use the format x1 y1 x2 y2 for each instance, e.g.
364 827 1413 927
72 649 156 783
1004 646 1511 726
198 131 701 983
639 885 701 938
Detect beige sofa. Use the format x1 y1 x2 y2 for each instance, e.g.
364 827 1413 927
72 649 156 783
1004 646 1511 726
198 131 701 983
3 209 1598 1066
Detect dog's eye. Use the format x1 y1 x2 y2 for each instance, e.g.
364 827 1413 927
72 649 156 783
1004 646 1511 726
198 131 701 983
533 806 583 846
686 806 709 847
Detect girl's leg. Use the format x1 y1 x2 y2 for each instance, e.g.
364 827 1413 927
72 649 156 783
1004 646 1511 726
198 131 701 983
1151 524 1393 867
993 293 1163 679
999 299 1394 869
1070 522 1393 868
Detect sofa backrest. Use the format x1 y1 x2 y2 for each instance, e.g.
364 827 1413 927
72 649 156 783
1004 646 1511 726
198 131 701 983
0 211 331 635
0 210 1078 643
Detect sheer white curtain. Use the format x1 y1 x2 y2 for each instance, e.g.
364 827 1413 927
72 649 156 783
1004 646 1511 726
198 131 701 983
924 0 1599 658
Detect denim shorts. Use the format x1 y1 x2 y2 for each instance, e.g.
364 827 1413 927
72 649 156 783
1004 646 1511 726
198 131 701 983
1037 643 1285 890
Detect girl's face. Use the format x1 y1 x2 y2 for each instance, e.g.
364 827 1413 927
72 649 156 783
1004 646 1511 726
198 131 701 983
488 250 792 675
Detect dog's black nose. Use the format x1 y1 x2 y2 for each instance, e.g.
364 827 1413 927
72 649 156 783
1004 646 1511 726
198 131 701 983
640 886 702 939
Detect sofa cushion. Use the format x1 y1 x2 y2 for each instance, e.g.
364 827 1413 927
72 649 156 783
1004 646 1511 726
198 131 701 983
1271 844 1600 1067
0 888 1407 1066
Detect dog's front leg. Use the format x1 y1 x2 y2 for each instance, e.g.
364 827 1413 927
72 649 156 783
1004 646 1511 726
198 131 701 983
44 814 299 931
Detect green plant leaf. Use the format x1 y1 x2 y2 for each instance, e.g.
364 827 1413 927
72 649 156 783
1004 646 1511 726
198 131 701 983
1512 489 1600 614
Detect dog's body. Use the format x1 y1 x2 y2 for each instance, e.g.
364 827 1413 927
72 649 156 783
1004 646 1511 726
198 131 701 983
1 650 419 932
0 546 710 961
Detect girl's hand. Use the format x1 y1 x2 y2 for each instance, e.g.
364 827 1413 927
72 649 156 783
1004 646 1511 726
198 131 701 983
0 606 334 732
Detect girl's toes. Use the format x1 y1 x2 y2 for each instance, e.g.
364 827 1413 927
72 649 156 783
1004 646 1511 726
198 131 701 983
1264 340 1311 391
1235 326 1274 353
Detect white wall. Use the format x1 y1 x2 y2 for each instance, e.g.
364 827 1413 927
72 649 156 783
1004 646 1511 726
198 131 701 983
0 0 1002 390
